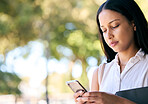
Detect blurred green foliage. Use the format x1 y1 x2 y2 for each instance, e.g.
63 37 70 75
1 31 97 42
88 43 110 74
0 0 42 54
0 70 21 95
0 0 42 95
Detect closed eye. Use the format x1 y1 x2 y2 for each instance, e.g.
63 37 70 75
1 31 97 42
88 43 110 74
112 24 119 29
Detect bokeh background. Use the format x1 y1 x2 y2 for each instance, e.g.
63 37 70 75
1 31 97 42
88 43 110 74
0 0 147 104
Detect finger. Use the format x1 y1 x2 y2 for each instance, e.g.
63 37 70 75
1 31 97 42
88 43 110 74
76 98 85 104
74 91 85 103
76 102 83 104
82 91 98 97
74 91 84 98
83 91 104 97
85 102 95 104
77 96 96 103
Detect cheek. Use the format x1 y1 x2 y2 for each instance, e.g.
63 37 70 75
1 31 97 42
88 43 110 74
121 28 134 40
118 28 135 46
103 35 110 46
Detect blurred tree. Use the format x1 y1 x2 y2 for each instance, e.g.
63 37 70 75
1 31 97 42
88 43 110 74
0 0 42 55
0 0 42 96
0 70 21 95
39 0 102 87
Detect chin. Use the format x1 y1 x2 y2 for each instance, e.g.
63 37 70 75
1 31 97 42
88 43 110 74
111 48 120 53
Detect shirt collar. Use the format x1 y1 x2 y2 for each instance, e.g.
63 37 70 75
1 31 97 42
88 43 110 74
135 48 145 60
113 48 145 64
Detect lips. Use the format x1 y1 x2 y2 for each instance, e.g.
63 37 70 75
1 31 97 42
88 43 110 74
110 41 118 47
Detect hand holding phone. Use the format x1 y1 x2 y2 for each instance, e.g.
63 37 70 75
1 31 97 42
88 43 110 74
66 80 87 93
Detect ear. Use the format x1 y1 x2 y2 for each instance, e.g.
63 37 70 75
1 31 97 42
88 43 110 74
131 20 136 31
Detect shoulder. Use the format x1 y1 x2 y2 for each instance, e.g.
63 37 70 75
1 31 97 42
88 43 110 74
92 58 116 77
93 62 107 77
91 60 116 90
94 60 115 78
91 63 107 87
97 59 116 72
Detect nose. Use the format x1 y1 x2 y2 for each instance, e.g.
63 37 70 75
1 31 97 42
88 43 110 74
105 29 113 39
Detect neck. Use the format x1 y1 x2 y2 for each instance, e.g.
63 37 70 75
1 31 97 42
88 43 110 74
118 47 139 66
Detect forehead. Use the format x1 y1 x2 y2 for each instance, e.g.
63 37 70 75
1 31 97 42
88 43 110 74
98 9 126 25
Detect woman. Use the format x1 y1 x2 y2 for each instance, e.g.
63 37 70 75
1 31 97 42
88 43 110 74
74 0 148 103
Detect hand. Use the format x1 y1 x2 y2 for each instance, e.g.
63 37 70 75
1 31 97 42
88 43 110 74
73 91 85 103
75 91 136 104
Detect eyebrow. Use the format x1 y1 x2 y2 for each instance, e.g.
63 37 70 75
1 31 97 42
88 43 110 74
100 19 120 27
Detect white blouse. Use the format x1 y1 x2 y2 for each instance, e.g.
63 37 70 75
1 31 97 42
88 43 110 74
98 49 148 94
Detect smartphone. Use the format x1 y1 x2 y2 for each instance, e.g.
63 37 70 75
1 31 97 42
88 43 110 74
66 80 87 93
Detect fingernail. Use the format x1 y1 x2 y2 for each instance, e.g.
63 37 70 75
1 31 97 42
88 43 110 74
79 91 83 93
76 97 80 101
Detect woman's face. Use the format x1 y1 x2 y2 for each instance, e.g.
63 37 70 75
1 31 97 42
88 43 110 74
99 9 136 53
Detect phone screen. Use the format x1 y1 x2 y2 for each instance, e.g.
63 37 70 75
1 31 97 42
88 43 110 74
66 80 87 93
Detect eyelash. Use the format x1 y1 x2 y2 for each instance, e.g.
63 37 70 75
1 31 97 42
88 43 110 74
102 24 120 33
112 24 119 29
